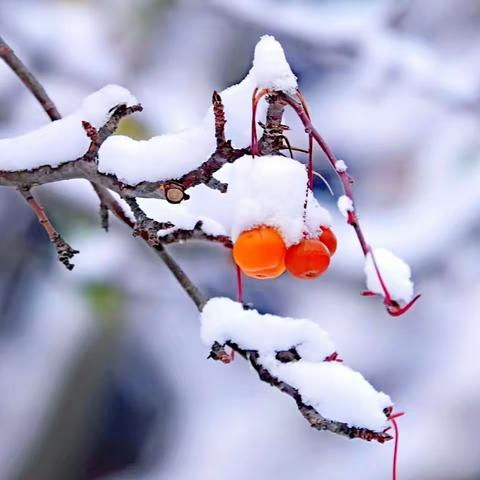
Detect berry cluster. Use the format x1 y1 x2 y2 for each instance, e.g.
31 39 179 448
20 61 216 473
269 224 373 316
233 225 337 280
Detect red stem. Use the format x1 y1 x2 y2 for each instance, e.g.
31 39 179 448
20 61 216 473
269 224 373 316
251 88 270 156
236 264 243 304
280 91 420 316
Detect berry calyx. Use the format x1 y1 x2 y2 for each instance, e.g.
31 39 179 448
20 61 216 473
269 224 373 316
285 238 330 279
233 226 286 280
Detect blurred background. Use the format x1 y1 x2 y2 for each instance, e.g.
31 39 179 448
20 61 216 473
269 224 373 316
0 0 479 479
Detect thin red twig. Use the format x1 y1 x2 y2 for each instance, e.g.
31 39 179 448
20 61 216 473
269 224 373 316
279 91 420 317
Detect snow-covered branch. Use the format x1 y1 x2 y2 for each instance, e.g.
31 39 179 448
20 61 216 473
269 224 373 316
0 33 415 447
203 298 394 442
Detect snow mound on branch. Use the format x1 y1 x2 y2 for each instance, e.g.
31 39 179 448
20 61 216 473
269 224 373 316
251 35 297 93
337 195 354 218
364 248 414 303
201 297 392 431
201 297 334 361
0 85 136 172
143 155 332 247
137 198 227 237
263 357 391 431
220 155 330 244
98 35 297 185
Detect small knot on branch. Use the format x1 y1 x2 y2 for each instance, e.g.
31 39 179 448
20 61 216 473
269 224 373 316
164 182 188 204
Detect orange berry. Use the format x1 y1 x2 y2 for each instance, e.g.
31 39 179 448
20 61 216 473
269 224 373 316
285 238 330 279
233 226 286 280
318 226 337 255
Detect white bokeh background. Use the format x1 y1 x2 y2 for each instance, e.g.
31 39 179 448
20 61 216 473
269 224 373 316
0 1 479 479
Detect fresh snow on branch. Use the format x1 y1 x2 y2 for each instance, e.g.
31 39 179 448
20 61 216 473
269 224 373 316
183 155 332 245
98 35 297 185
337 195 354 218
201 298 392 431
335 159 348 173
262 357 391 431
0 85 136 172
364 248 414 303
201 297 335 361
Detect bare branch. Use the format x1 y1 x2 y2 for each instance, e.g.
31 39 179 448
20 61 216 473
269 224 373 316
258 93 288 155
0 35 61 121
18 187 79 270
212 90 227 147
124 197 174 245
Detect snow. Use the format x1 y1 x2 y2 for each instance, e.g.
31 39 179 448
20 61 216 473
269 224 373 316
141 155 332 247
263 357 391 431
201 297 335 361
251 35 298 94
364 248 414 304
337 195 354 218
0 85 136 172
335 159 348 173
201 297 392 431
98 35 297 185
137 198 227 238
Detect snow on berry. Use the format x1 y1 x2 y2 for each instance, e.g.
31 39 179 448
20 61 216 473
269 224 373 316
219 155 331 245
146 154 332 249
201 297 334 362
262 356 392 432
364 248 415 304
0 85 136 172
337 195 354 218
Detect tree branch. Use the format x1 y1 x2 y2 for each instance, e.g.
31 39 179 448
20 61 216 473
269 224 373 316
0 35 61 121
208 341 391 443
18 186 79 270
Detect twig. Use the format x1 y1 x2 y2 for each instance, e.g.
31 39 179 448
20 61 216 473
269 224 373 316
159 220 233 248
212 90 226 147
0 35 60 121
208 341 391 443
279 91 421 316
18 187 79 270
124 197 174 245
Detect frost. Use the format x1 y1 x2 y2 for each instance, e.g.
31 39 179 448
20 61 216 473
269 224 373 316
200 297 335 361
335 159 348 173
364 248 414 303
0 85 136 172
337 195 354 218
201 297 392 431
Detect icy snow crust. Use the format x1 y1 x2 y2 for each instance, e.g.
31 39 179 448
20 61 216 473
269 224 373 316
201 298 391 432
98 35 297 185
0 85 137 172
364 248 414 303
